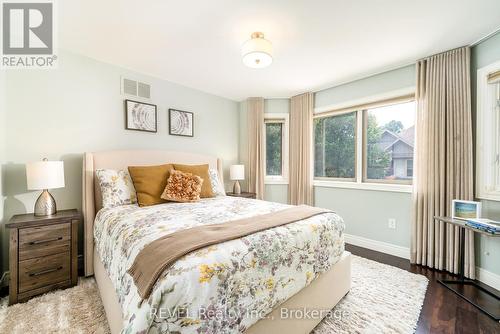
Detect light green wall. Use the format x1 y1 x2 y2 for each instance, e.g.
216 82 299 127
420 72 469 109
265 185 288 204
0 50 239 273
313 65 416 248
471 31 500 70
315 188 412 247
264 99 290 115
315 65 415 108
471 31 500 275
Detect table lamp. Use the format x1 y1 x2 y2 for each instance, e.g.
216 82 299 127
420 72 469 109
230 164 245 195
26 158 65 216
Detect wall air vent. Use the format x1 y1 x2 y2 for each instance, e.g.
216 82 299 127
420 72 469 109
137 82 151 99
121 77 151 99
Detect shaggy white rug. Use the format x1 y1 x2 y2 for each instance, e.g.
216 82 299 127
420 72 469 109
0 256 428 334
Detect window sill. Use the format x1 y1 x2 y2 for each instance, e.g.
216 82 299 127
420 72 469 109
313 180 412 193
265 179 289 185
476 191 500 202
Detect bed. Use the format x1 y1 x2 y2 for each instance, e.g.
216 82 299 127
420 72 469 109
82 150 351 334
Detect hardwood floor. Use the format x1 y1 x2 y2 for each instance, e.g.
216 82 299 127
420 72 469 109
346 244 500 334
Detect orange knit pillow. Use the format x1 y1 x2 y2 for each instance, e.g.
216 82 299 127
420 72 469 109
161 170 203 203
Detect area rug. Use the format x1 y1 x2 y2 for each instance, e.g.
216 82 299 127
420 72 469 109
0 255 428 333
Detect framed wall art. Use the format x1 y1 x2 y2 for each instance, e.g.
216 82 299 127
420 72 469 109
169 108 194 137
125 99 157 133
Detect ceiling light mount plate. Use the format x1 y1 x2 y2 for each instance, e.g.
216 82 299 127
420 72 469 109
242 32 273 69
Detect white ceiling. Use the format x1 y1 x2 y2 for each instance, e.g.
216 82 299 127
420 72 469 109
60 0 500 101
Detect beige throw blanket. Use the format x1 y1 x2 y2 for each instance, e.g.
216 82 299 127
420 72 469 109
128 205 331 299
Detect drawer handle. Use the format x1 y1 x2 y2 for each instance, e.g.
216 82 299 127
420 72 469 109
29 266 63 277
29 237 63 245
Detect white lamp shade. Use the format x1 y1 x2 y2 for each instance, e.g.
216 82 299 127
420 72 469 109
26 160 65 190
230 164 245 181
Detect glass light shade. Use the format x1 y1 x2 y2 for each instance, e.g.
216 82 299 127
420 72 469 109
230 164 245 181
241 32 273 68
26 160 65 190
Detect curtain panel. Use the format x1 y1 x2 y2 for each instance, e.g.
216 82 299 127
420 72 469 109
289 92 314 205
247 97 265 200
411 47 475 278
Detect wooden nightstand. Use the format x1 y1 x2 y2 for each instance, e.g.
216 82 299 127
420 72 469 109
6 209 80 305
226 192 257 199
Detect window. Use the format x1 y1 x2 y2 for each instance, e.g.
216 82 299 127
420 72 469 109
265 122 283 176
477 62 500 200
314 112 357 180
263 113 289 183
406 159 413 178
313 95 415 191
364 101 415 184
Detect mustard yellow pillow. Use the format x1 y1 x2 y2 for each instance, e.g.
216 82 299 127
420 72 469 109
173 164 214 198
128 164 173 206
161 170 203 203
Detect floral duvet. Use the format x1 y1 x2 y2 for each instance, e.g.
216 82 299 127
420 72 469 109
94 196 345 334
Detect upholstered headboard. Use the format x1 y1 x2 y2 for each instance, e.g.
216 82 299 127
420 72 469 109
82 150 223 276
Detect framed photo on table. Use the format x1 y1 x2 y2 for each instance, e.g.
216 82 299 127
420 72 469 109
451 200 482 220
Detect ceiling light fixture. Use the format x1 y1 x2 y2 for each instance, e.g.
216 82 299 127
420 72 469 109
241 32 273 69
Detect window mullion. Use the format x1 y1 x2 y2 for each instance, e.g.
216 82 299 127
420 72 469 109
356 110 363 184
495 83 500 189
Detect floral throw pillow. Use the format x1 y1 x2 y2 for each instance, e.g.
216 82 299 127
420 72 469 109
209 168 226 196
161 170 203 203
96 169 137 209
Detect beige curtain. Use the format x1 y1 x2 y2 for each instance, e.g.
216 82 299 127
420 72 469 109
289 92 314 205
411 47 475 278
247 97 265 200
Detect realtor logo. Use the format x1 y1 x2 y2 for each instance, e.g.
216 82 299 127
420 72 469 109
1 0 57 68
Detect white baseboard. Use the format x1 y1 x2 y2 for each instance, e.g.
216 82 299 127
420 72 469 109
345 233 500 291
476 267 500 291
344 233 410 259
0 271 9 288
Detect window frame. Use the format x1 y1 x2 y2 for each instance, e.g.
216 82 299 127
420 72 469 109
312 93 415 193
477 60 500 201
313 110 358 182
263 113 289 184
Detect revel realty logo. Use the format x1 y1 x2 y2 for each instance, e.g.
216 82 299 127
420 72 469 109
1 0 57 68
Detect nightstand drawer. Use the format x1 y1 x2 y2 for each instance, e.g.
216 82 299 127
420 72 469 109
19 222 71 261
19 252 71 293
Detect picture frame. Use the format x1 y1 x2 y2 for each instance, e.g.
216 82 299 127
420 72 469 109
125 99 157 133
452 200 482 220
169 109 194 137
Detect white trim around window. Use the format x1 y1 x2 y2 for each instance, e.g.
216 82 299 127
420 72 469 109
312 92 415 193
476 60 500 201
263 113 289 185
313 179 412 193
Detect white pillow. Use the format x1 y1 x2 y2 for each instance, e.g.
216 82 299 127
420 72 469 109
209 168 226 196
95 169 137 208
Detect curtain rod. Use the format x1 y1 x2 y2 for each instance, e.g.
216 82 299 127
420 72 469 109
416 45 469 62
470 27 500 47
417 26 500 62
